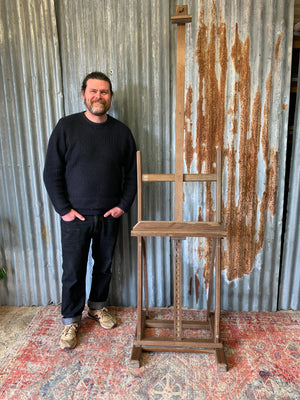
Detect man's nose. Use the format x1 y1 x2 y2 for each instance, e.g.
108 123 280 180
95 91 103 99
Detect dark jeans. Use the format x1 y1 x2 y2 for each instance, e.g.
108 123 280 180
60 215 120 325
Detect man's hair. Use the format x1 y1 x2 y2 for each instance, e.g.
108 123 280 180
81 71 113 95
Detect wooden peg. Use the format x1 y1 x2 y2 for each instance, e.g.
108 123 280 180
171 5 192 25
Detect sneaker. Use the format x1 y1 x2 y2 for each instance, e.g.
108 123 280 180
88 307 116 329
60 322 79 349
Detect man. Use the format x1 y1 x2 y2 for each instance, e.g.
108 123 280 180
43 72 137 349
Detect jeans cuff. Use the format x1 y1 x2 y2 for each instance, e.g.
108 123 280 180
62 315 81 325
88 300 107 310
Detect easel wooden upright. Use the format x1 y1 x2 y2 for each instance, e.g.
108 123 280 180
130 5 228 371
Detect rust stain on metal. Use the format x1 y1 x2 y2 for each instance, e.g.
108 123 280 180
189 276 193 296
225 25 269 281
195 3 226 176
195 271 200 304
193 1 228 287
185 85 194 172
197 206 203 222
257 72 275 250
275 34 282 61
228 83 240 135
41 225 50 244
268 149 279 216
189 2 280 287
189 269 200 303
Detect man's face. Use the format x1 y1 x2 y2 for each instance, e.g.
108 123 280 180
82 79 112 116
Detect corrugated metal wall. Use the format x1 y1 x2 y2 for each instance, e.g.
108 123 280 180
0 0 297 311
279 60 300 310
0 0 64 306
54 0 174 308
180 0 294 311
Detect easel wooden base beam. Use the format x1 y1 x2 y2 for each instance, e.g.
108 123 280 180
133 339 223 349
131 343 227 372
130 310 227 371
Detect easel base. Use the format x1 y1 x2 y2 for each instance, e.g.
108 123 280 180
130 312 227 372
130 343 227 372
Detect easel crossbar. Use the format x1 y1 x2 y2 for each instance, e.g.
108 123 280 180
134 338 224 349
141 173 218 182
140 347 216 355
144 319 210 329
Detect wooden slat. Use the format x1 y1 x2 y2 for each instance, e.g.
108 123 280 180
142 173 217 182
134 337 224 349
214 238 221 343
174 239 183 339
142 238 149 317
136 151 142 222
145 319 210 329
131 221 227 237
184 173 216 182
216 150 222 223
142 173 175 182
136 238 143 340
174 17 186 221
141 347 215 354
207 238 217 315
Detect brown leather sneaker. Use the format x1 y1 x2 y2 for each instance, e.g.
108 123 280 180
60 322 79 349
88 307 116 329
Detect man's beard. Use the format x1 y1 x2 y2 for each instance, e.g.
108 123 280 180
86 100 108 116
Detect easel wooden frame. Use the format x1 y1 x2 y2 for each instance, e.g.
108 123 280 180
130 5 228 372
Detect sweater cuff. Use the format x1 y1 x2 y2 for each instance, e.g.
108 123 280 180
57 206 72 217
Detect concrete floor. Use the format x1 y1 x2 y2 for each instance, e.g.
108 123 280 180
0 306 41 363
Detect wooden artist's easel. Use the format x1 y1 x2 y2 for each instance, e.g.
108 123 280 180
130 5 228 372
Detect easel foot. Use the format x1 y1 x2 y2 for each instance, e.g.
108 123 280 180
215 348 227 372
130 345 142 367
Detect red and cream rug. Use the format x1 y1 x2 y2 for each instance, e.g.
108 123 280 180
0 306 299 399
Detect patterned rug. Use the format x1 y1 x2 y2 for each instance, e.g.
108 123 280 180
0 306 299 399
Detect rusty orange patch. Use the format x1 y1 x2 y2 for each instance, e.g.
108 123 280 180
187 1 280 291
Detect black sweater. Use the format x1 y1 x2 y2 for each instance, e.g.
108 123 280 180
43 112 137 216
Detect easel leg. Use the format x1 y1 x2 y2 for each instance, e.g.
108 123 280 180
173 239 183 339
136 237 143 341
214 238 221 343
142 237 149 317
207 238 217 318
131 236 144 367
214 238 227 371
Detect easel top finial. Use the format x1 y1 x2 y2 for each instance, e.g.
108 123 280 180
171 5 192 25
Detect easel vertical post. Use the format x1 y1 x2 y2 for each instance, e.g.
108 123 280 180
171 4 192 342
173 238 183 339
216 150 222 224
214 238 221 343
136 237 143 341
172 5 192 222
